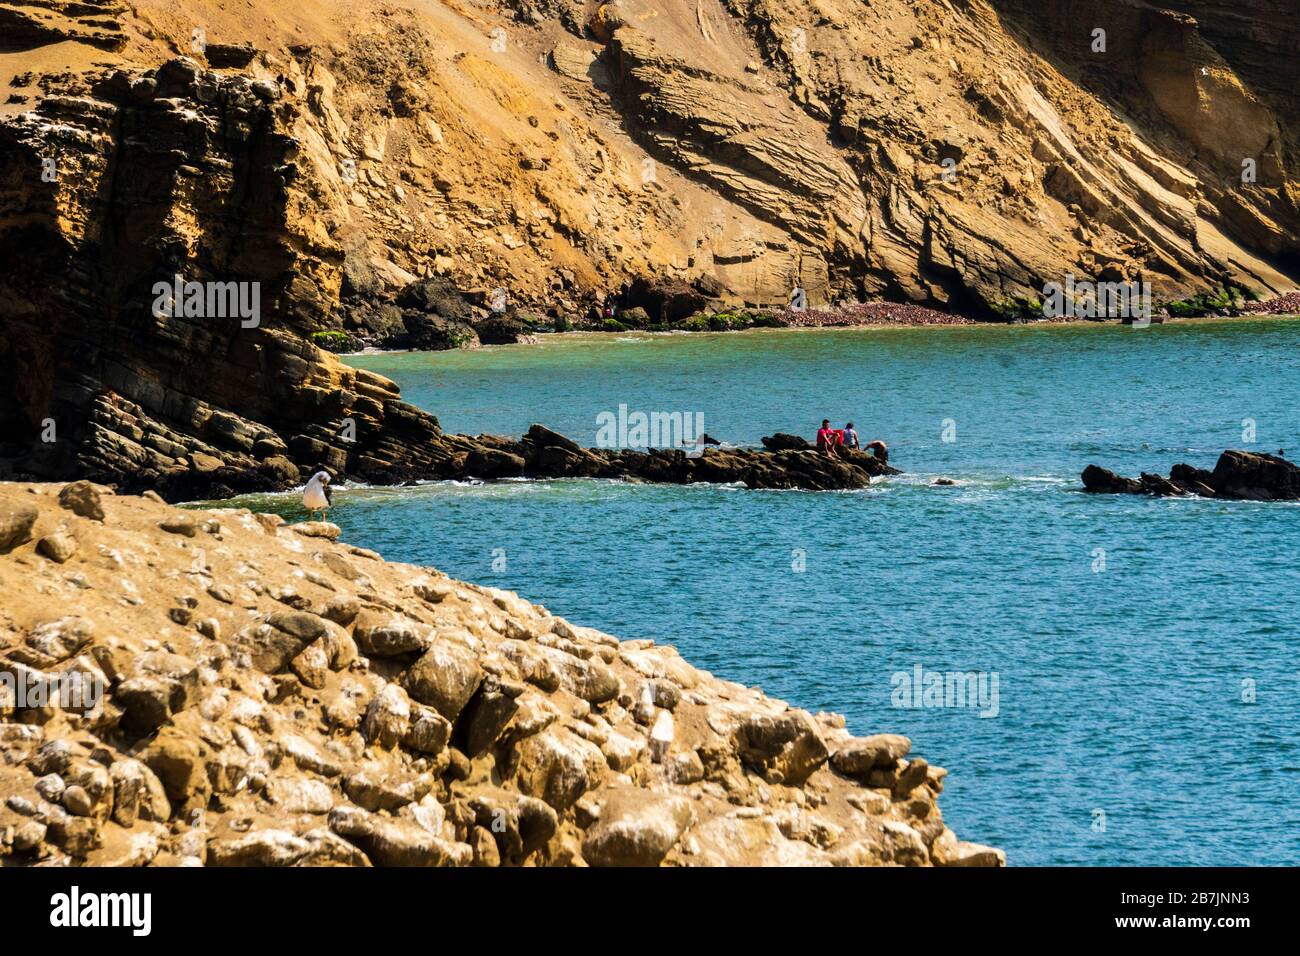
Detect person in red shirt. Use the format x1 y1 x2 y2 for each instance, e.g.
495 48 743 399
816 419 840 457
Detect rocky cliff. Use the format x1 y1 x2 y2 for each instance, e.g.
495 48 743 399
0 0 1297 490
4 0 1292 308
0 481 1002 866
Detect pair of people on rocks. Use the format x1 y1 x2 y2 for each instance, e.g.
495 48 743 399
816 420 858 457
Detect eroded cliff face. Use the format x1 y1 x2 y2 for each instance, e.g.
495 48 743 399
0 481 1004 867
2 0 1297 307
989 0 1299 269
0 59 454 495
0 0 1297 488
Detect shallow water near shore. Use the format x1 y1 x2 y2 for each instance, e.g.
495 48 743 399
227 318 1299 865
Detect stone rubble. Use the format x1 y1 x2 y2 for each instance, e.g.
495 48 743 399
0 481 1003 867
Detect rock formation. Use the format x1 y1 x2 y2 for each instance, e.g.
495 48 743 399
0 481 1002 866
1082 449 1300 500
0 1 1297 489
3 0 1299 311
0 54 894 498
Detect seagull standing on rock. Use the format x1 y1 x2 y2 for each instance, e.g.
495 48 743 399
303 470 333 522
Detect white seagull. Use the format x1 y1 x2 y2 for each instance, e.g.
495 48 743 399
303 470 332 521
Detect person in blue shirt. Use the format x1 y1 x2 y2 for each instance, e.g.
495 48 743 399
842 422 860 449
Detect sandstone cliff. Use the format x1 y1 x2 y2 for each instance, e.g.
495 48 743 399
0 480 1002 866
2 0 1298 312
0 0 1297 490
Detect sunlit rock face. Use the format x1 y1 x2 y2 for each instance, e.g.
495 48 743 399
0 0 1297 488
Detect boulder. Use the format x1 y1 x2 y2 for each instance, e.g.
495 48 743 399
0 501 38 551
57 481 105 521
36 531 77 563
830 733 912 778
466 789 559 864
465 447 527 479
140 726 211 816
328 805 471 866
931 827 1006 867
353 612 432 658
207 829 370 867
514 726 607 811
233 613 330 673
581 788 693 866
761 433 812 452
361 684 411 749
402 703 452 755
454 677 523 757
204 43 258 69
735 711 830 785
1210 450 1300 500
402 643 483 722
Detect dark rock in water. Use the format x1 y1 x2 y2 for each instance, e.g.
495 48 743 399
400 312 479 350
761 433 812 451
474 316 538 345
1081 465 1141 494
1211 450 1300 500
620 277 712 325
465 447 526 479
439 426 900 491
526 424 583 454
1082 451 1300 501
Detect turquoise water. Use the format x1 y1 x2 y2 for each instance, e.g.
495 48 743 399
237 319 1300 865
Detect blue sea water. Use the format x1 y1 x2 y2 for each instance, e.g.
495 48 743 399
226 318 1300 865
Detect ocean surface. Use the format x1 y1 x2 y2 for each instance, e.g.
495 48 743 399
221 318 1300 865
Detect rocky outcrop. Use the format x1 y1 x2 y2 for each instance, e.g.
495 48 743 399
0 59 365 496
0 54 895 499
1082 450 1300 500
990 0 1300 274
0 482 1002 867
0 0 126 52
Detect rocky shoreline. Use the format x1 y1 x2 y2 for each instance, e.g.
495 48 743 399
1082 450 1300 500
0 59 895 505
1 51 1295 508
27 423 897 505
0 481 1001 867
330 281 1300 354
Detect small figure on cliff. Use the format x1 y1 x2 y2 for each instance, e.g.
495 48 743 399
843 422 860 449
303 470 333 521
